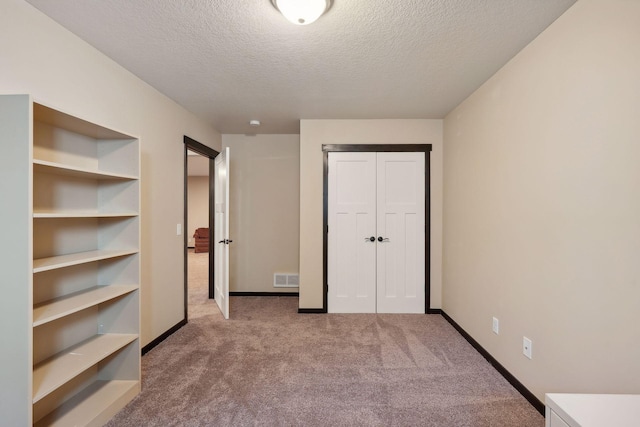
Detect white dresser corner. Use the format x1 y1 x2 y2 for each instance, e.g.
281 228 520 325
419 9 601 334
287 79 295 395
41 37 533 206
545 393 640 427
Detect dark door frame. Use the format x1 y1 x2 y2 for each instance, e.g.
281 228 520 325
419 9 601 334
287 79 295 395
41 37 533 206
321 144 436 314
184 136 219 321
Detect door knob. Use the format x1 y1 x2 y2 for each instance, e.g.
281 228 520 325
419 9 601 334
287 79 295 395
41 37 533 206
378 236 390 242
369 236 375 242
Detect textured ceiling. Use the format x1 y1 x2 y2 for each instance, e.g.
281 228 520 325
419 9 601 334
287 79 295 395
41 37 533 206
25 0 576 134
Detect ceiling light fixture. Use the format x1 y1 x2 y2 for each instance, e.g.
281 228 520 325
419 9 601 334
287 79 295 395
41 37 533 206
270 0 333 26
249 120 261 127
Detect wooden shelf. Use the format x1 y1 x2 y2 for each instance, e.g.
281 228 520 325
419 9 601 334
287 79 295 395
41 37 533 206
33 334 138 403
34 380 139 427
33 285 139 327
34 103 133 140
33 211 138 219
33 159 137 180
0 96 140 425
33 249 138 273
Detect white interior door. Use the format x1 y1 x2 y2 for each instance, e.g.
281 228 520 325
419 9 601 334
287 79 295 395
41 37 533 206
214 147 230 319
328 152 377 313
327 151 425 314
376 152 425 313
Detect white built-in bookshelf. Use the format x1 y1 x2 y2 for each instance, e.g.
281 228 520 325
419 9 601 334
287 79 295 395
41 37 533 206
0 95 140 426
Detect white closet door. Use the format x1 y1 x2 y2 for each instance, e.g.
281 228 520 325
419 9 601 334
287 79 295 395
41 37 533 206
376 152 425 313
214 147 230 319
327 152 377 313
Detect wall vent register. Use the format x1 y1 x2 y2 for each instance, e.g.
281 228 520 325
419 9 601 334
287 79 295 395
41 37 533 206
274 273 300 288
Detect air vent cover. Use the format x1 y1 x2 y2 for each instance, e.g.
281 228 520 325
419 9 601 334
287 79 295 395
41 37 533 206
274 273 299 288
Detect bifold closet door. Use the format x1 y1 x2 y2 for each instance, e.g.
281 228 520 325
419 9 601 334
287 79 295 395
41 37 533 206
376 152 425 313
327 152 377 313
327 151 425 314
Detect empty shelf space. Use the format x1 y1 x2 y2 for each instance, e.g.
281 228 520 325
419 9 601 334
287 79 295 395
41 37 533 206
33 285 139 327
33 159 137 180
34 380 139 427
34 102 135 140
33 334 138 403
33 249 138 273
33 211 138 219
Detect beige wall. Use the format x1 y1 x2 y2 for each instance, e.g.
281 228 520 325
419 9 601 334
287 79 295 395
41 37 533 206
187 176 209 247
0 0 222 346
443 0 640 401
299 120 443 309
223 134 300 293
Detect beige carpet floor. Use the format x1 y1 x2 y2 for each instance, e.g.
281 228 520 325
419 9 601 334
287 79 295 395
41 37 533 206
106 252 543 426
186 249 218 319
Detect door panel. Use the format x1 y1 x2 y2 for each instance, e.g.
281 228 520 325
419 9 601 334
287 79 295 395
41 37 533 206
327 151 425 314
214 147 230 319
404 212 419 298
376 152 425 313
328 152 376 313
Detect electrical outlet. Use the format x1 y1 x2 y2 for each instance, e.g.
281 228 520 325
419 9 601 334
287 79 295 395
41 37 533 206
523 337 532 359
492 317 499 334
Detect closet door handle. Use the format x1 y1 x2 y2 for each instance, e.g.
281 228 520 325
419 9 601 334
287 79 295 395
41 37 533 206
365 236 375 242
377 236 389 242
218 240 225 244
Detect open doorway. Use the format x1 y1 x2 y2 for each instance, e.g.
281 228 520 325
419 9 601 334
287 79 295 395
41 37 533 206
184 136 218 320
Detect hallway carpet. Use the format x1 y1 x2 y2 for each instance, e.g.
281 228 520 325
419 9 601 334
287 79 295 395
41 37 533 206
106 295 543 426
186 248 218 319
